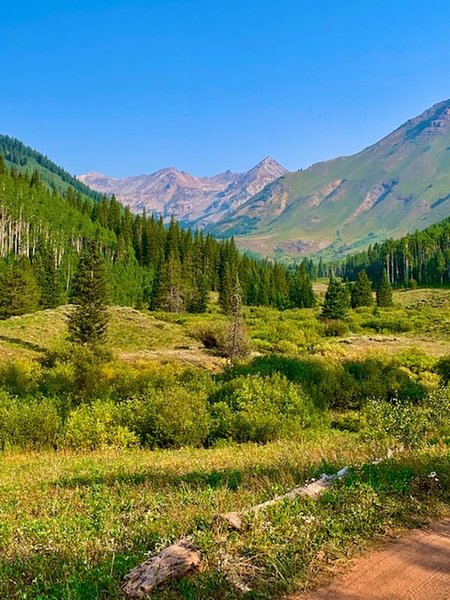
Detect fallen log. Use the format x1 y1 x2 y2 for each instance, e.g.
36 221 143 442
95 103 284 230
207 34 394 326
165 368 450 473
121 467 349 597
220 467 349 530
120 538 201 599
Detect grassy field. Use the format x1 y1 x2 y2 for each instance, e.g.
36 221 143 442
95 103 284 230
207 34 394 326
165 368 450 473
1 437 449 599
0 287 449 599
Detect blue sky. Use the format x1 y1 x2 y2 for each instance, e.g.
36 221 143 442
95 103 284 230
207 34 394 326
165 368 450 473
1 0 450 177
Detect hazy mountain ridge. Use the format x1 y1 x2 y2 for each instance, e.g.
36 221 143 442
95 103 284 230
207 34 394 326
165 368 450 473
78 157 288 225
210 99 450 258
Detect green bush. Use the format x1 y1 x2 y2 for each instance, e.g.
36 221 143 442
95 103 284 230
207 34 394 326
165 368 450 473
362 398 428 450
62 401 137 450
188 322 228 353
436 355 450 385
323 319 349 337
0 393 61 450
362 317 412 333
121 385 211 448
424 387 450 439
0 360 41 396
210 373 317 443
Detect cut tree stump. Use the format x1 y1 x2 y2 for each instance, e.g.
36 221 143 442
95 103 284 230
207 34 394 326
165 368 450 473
121 538 201 599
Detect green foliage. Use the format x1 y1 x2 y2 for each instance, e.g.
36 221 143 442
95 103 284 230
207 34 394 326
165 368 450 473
350 270 373 308
289 263 316 308
68 242 110 347
62 400 137 450
0 393 61 450
376 272 393 307
323 319 349 337
121 386 211 448
344 215 450 288
0 257 40 318
436 355 450 385
362 398 428 450
322 276 350 320
210 373 317 443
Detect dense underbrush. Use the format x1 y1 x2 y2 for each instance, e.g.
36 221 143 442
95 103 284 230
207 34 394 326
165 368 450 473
0 346 449 452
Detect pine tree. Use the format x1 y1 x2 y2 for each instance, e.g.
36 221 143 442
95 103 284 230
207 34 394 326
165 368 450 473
321 276 350 320
376 271 393 307
290 263 316 308
219 263 233 313
164 250 184 313
188 274 209 313
350 270 373 308
68 242 110 346
0 258 40 319
33 242 64 309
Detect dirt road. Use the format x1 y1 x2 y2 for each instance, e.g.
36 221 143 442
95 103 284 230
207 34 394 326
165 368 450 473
294 519 450 600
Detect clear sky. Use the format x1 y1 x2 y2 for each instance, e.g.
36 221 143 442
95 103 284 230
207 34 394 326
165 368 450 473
1 0 450 177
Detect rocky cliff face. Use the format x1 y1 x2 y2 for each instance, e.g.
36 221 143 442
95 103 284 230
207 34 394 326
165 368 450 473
78 157 287 226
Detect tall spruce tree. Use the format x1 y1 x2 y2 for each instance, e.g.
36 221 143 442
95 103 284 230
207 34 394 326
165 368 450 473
290 263 316 308
321 276 350 320
33 242 64 309
0 258 40 319
376 271 393 307
350 270 373 308
68 242 109 346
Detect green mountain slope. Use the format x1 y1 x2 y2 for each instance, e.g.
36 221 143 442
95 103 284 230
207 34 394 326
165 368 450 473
0 134 103 202
210 99 450 260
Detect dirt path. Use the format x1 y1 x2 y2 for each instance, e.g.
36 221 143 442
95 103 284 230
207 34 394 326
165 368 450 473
293 519 450 600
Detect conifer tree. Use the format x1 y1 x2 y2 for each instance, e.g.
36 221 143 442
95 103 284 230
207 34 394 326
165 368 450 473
290 263 316 308
165 250 184 313
0 258 40 318
350 270 373 308
188 274 209 313
68 242 109 346
219 263 233 313
376 271 393 307
321 276 350 320
33 242 64 309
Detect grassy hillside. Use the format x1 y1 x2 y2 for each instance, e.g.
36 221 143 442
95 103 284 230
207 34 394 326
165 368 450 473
211 100 450 260
0 287 449 363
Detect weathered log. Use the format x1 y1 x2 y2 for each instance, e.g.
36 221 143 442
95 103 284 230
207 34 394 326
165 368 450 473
121 467 349 596
219 467 349 530
121 538 201 599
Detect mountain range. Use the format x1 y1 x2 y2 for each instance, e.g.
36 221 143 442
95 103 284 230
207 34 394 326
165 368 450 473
79 157 288 227
80 99 450 260
211 99 450 259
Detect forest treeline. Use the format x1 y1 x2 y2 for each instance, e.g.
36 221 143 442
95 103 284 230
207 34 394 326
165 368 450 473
0 156 316 315
340 218 450 287
0 134 103 202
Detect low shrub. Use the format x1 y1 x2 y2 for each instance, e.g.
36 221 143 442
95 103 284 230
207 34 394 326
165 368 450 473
121 385 211 448
62 401 138 450
362 398 428 450
436 355 450 385
0 393 62 450
210 373 318 443
362 317 412 333
188 322 228 353
323 319 349 337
